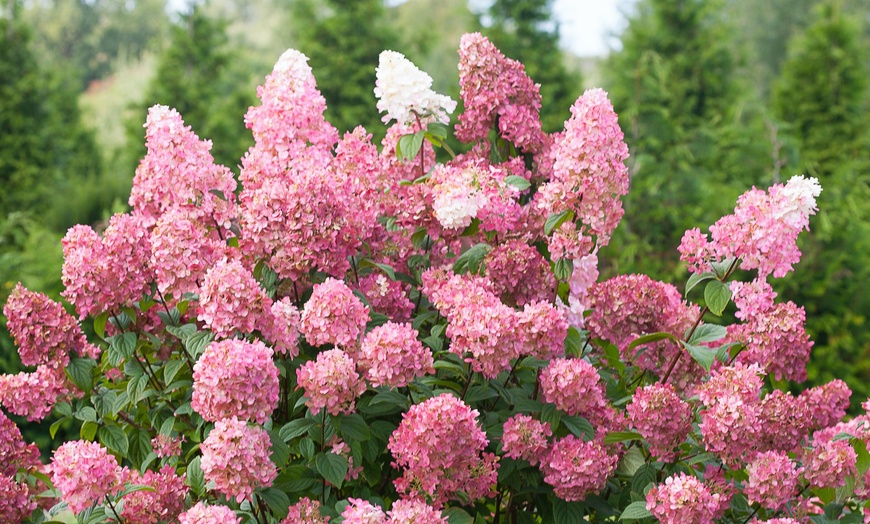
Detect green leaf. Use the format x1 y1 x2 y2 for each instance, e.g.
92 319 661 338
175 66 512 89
93 312 109 340
553 498 584 524
411 227 429 250
854 438 870 476
562 416 594 441
603 431 643 445
116 483 156 497
163 359 186 386
185 331 213 358
108 332 137 367
338 414 371 442
704 280 732 316
80 420 98 441
443 507 475 524
316 452 348 489
269 430 290 468
553 258 574 282
564 327 583 357
685 271 715 295
627 332 679 352
258 488 290 520
683 342 716 371
688 323 727 345
186 456 205 496
710 257 736 279
279 419 317 442
398 131 425 162
544 210 574 236
127 374 149 404
99 425 129 455
620 500 653 520
75 406 97 422
425 122 449 140
505 175 531 191
541 403 561 429
358 259 396 281
453 243 492 275
50 418 66 439
66 357 96 392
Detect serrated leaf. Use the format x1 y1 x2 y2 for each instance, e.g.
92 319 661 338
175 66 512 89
163 359 186 386
453 243 492 275
710 257 736 279
93 312 109 340
688 323 727 344
603 431 643 445
541 403 561 429
75 407 97 422
562 416 594 440
544 209 574 236
80 420 98 441
258 487 290 519
99 425 129 455
358 259 396 281
627 332 679 352
854 438 870 476
426 122 449 140
338 414 371 442
553 258 574 282
704 280 732 316
50 418 66 439
620 500 653 520
108 332 137 367
553 498 584 524
186 456 205 496
505 175 531 191
443 507 474 524
268 430 290 469
66 357 95 392
685 271 715 295
563 327 583 357
279 419 317 442
316 452 348 488
185 331 213 358
683 342 716 371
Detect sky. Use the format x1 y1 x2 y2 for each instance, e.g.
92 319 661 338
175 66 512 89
552 0 632 56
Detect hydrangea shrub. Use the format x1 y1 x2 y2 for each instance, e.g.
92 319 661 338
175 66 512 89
2 33 869 524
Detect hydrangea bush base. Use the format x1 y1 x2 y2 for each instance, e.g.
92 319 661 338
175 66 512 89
2 33 868 524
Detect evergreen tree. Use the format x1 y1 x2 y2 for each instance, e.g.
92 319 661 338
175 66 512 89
601 0 769 279
480 0 582 132
127 4 254 172
290 0 400 139
773 2 870 407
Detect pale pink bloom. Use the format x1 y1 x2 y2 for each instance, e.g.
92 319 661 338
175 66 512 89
282 497 329 524
627 383 692 461
386 499 448 524
178 502 241 524
356 274 414 323
540 358 613 427
803 438 857 489
50 440 121 514
745 451 801 510
151 434 183 458
728 300 813 382
300 278 370 348
198 258 271 338
0 363 75 421
4 283 99 367
296 349 367 416
200 418 277 503
646 472 722 524
263 297 302 357
757 390 811 454
357 322 434 388
191 339 279 423
540 435 618 502
119 465 188 524
516 300 569 360
501 414 552 465
800 379 851 432
342 498 386 524
388 393 498 506
0 410 40 477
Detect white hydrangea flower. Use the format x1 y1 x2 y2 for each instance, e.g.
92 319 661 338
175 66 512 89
374 50 457 126
431 167 486 230
776 175 822 228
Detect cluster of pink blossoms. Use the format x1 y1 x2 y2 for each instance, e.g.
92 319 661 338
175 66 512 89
803 437 857 489
537 88 630 248
341 498 447 524
388 393 498 506
0 364 75 421
0 475 34 523
356 274 414 322
191 339 279 423
197 257 270 338
646 472 724 524
484 239 555 307
50 440 121 513
356 322 434 388
539 357 616 429
540 435 618 502
296 348 367 415
627 383 693 461
199 417 277 503
744 451 802 510
119 465 188 524
300 278 370 348
285 498 329 523
501 414 552 465
679 175 822 279
178 502 241 524
697 363 765 465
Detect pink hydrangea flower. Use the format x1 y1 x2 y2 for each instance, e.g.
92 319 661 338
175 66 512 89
356 274 414 323
587 274 701 387
757 390 811 454
728 300 813 382
745 451 801 510
4 283 99 366
646 472 722 524
0 363 75 421
263 296 302 357
130 105 237 228
50 440 121 514
516 300 569 360
386 499 448 524
540 435 618 502
357 322 434 388
192 339 279 423
0 475 34 523
627 383 692 461
800 379 851 432
388 393 498 506
698 363 765 465
537 88 630 247
283 497 329 524
296 349 367 416
200 417 277 503
151 434 183 458
198 258 271 338
802 438 857 489
540 357 613 427
0 410 40 477
422 269 521 378
501 414 552 465
342 498 385 524
119 465 188 524
300 278 370 348
456 33 545 153
178 502 241 524
484 239 555 307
